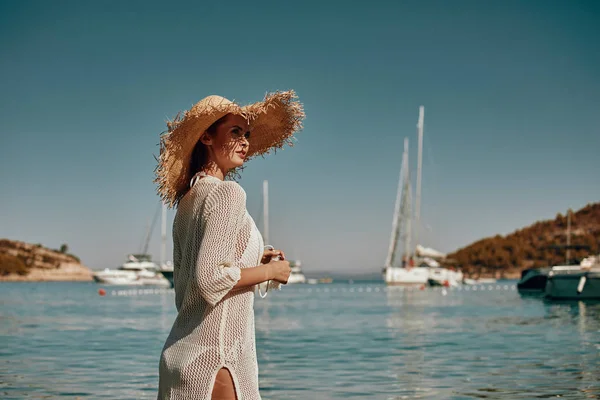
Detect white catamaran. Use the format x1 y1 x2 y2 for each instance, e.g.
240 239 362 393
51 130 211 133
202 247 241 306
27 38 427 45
383 106 463 287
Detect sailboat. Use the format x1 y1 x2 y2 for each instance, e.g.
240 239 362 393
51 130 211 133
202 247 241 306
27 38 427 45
383 106 462 286
261 180 306 284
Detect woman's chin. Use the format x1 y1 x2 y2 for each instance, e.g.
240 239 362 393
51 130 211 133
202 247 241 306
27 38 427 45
230 157 245 168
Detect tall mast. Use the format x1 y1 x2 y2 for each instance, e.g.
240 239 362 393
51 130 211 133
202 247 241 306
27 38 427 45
566 208 571 264
142 202 161 255
263 180 270 245
414 105 424 254
160 202 167 266
403 173 412 260
385 138 409 269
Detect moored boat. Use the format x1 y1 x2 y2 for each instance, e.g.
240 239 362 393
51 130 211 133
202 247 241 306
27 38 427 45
287 260 307 284
383 107 461 287
93 253 171 287
545 255 600 300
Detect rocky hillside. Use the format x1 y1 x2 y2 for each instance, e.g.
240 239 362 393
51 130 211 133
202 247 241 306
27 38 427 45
0 239 93 281
448 203 600 279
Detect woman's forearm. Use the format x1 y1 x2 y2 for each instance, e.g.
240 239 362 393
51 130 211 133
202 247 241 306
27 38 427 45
233 264 272 289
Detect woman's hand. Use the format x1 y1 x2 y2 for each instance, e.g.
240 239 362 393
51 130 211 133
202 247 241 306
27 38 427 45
261 248 285 264
268 260 291 284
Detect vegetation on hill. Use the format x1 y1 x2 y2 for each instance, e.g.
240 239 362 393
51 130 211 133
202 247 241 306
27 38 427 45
0 253 29 276
448 203 600 278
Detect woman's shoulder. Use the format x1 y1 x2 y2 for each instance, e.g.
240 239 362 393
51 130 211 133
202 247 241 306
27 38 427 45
190 178 246 212
208 180 246 203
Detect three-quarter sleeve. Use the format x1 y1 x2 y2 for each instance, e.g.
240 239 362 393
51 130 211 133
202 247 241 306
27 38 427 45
194 181 246 306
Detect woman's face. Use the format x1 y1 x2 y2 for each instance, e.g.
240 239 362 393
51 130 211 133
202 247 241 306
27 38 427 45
202 114 250 171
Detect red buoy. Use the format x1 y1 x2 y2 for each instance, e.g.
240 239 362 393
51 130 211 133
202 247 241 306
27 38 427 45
98 288 106 296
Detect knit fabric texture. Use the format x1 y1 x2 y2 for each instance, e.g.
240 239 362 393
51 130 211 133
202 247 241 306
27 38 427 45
158 175 264 400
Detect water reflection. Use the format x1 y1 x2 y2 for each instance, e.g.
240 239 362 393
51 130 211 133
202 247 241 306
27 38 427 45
543 300 600 397
385 289 430 398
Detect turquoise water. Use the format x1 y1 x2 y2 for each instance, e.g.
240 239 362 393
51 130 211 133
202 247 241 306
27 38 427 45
1 281 599 399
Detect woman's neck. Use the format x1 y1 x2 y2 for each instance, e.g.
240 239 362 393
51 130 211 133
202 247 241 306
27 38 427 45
202 163 226 181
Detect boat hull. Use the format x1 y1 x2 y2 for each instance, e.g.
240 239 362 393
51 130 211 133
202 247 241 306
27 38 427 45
517 268 550 293
545 270 600 300
93 273 142 286
93 278 143 285
427 268 463 287
93 268 172 287
159 270 174 288
385 267 429 286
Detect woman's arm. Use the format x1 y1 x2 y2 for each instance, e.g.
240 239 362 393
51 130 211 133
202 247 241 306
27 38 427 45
194 182 247 306
233 264 271 289
233 260 291 289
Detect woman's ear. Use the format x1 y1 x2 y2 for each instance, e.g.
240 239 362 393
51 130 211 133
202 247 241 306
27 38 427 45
199 132 212 146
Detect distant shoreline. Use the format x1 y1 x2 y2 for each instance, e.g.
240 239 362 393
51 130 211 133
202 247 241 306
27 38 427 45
0 264 94 282
0 273 93 282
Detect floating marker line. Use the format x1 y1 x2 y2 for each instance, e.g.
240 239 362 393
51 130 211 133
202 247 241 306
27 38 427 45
100 284 518 297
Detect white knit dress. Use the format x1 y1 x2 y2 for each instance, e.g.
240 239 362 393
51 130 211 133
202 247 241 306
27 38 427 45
158 175 264 400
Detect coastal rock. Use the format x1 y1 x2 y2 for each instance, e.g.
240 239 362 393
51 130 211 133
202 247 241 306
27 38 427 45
0 239 93 281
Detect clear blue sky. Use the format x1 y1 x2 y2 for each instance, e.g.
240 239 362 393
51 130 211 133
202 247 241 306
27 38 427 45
1 0 598 273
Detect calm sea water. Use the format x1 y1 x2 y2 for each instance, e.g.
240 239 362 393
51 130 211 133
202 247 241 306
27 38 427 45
1 281 599 399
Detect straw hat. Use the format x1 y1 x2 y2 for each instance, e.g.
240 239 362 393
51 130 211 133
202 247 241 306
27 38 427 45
155 90 304 207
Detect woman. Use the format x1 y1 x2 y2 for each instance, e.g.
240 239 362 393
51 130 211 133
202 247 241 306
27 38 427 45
155 91 304 400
